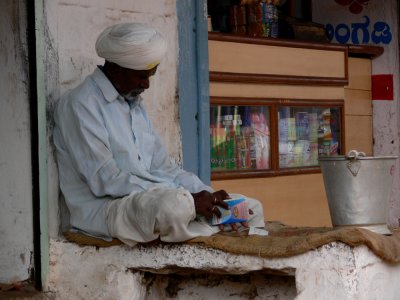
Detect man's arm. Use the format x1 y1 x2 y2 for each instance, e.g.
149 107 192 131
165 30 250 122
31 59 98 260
147 130 237 221
148 130 214 193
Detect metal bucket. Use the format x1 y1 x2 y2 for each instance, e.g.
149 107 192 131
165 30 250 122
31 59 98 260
319 150 397 234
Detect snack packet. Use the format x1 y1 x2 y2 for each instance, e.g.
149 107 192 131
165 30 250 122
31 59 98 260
209 194 249 225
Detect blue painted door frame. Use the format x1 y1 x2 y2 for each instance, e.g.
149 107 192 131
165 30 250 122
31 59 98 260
177 0 211 184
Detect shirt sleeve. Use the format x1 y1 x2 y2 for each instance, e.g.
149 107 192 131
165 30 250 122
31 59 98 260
55 95 154 198
148 130 214 194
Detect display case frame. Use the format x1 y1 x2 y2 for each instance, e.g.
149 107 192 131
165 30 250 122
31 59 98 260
211 96 345 180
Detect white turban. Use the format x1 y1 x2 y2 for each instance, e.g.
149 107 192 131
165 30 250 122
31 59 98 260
95 23 167 70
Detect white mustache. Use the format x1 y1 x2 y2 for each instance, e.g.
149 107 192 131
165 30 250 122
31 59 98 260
122 89 145 101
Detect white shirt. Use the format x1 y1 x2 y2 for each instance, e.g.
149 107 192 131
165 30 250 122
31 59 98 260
53 67 212 237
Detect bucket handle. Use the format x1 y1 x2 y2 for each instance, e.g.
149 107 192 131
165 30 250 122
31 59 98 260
346 150 366 176
346 150 366 159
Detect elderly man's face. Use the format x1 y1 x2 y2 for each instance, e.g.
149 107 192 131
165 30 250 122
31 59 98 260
106 63 158 100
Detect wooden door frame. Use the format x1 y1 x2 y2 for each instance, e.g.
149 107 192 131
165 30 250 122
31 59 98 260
177 0 211 184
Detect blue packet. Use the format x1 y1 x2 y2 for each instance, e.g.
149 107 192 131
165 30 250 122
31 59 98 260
209 194 249 225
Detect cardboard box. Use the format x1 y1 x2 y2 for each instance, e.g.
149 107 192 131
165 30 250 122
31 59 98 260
210 194 249 225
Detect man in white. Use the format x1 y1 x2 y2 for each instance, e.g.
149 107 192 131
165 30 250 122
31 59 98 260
53 23 265 246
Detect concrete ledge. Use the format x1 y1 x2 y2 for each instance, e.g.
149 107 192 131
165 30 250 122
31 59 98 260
46 238 400 299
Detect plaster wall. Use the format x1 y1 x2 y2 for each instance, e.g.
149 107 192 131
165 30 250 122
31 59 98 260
43 0 180 237
371 2 400 228
46 240 400 299
0 1 33 284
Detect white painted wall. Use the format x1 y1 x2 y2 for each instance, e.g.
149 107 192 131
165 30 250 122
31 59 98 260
0 1 33 284
44 0 180 237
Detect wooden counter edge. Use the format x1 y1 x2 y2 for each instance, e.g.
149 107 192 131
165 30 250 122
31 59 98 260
208 32 383 59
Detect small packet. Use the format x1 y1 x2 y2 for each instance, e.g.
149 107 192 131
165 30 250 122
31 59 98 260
209 194 249 225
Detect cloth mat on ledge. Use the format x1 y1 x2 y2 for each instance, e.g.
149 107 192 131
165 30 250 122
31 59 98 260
64 222 400 263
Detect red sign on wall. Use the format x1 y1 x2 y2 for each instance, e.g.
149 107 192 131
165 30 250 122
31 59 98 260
372 74 393 101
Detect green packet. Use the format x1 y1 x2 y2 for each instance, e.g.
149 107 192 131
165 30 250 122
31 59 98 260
209 194 249 225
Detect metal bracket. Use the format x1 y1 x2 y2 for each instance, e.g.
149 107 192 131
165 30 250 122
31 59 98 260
346 150 366 177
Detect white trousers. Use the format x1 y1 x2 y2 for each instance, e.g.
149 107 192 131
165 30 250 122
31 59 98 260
106 187 265 246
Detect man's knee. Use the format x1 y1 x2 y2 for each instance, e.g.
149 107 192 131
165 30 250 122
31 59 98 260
154 188 196 222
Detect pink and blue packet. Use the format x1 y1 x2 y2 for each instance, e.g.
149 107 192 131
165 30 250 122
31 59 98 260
209 194 249 225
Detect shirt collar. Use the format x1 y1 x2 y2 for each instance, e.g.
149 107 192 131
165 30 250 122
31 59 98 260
92 67 119 103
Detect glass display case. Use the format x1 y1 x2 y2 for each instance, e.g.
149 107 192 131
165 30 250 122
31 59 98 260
278 106 342 169
210 105 271 172
210 97 344 179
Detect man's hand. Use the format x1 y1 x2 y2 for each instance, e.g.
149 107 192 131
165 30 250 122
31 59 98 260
191 189 253 232
191 190 229 219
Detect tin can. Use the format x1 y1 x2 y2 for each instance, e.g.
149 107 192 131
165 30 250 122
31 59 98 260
245 2 278 38
247 22 265 38
246 3 263 24
231 25 247 35
237 0 261 4
229 5 247 26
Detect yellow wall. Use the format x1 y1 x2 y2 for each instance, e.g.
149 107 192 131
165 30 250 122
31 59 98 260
209 40 346 78
212 174 332 227
344 58 373 155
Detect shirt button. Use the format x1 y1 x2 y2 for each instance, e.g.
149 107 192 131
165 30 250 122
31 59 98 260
138 155 141 160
